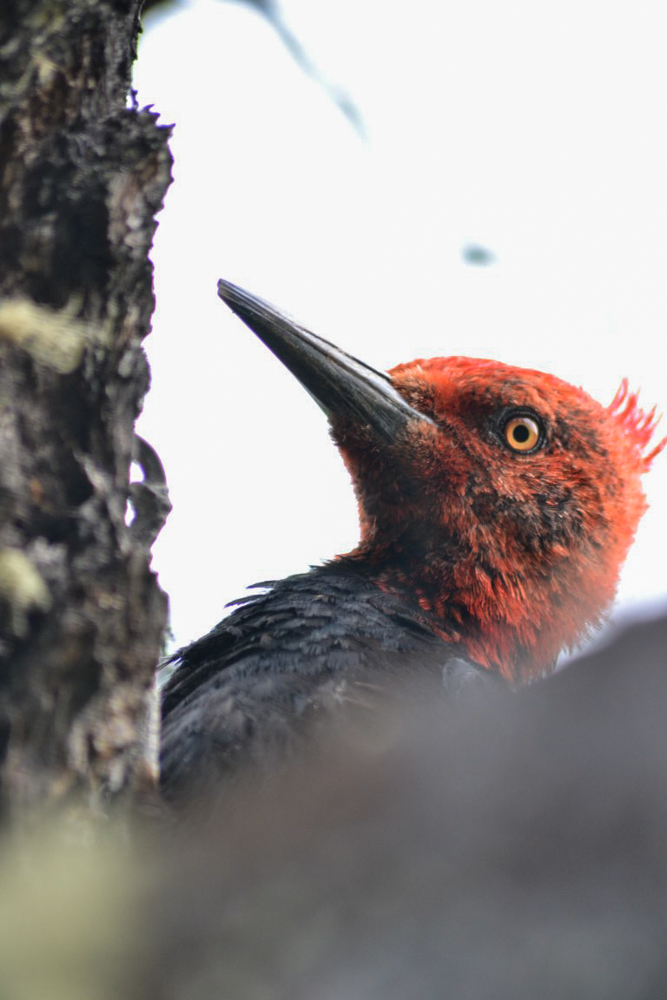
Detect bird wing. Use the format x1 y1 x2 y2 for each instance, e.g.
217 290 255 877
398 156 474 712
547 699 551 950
160 564 495 800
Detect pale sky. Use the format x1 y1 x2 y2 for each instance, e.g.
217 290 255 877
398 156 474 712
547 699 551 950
134 0 667 650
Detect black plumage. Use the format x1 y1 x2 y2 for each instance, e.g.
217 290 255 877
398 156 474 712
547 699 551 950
160 563 488 798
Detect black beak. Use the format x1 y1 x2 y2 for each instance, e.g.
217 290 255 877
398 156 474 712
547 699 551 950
218 279 429 443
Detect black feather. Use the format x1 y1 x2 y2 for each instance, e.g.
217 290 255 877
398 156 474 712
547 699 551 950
160 563 495 799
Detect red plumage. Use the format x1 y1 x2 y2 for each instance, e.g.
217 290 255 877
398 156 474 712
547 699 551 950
337 356 664 679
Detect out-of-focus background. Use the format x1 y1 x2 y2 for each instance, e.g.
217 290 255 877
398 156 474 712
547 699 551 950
133 0 667 650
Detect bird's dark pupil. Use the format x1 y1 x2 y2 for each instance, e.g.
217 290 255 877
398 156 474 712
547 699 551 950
513 424 530 443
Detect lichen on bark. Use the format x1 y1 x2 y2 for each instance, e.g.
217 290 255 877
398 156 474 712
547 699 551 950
0 0 173 824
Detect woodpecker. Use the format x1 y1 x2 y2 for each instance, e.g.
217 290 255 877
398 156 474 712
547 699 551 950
160 281 664 798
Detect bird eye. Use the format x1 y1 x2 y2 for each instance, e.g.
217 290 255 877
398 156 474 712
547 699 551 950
503 414 542 452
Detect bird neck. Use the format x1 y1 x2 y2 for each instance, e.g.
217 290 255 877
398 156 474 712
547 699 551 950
339 529 572 682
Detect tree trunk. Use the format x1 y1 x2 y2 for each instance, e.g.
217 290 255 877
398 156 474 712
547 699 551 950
0 0 172 825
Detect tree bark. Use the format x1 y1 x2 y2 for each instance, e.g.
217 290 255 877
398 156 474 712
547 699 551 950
0 0 172 824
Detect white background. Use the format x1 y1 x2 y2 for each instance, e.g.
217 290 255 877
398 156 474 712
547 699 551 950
133 0 667 650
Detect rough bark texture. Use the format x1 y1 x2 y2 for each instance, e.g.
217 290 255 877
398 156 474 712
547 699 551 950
0 0 172 824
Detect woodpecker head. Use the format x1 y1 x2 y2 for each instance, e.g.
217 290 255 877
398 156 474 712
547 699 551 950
218 280 665 681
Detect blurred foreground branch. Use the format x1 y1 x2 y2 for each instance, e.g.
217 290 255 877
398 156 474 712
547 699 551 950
2 611 667 997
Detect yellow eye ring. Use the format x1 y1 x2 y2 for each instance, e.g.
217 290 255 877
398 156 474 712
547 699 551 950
504 415 541 452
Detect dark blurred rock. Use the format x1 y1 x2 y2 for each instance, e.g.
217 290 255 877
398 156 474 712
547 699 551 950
152 611 667 999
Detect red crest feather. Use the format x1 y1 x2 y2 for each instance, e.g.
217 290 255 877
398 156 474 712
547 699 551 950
608 379 666 468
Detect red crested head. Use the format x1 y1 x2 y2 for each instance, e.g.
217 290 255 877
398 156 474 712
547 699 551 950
336 356 664 680
217 281 664 683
